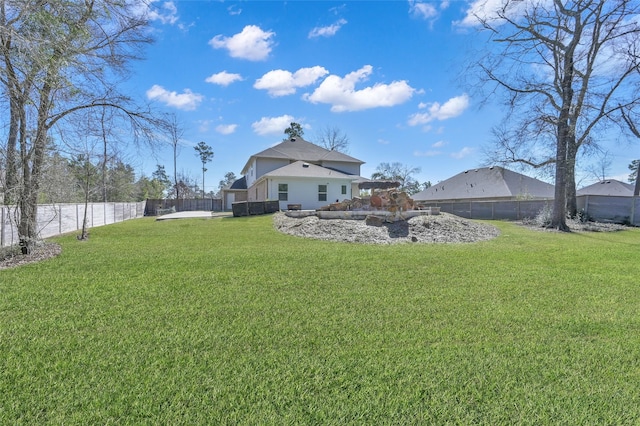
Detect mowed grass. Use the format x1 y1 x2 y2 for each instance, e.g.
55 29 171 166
1 215 639 424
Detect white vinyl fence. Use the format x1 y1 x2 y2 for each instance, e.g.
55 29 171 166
1 202 146 247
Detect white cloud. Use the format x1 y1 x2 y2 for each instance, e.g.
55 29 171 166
216 124 238 135
455 0 530 28
432 140 448 148
309 19 347 38
409 1 437 19
451 147 475 159
252 115 300 136
409 0 450 20
303 65 415 112
205 71 244 86
209 25 275 61
146 85 203 110
414 150 442 157
198 120 211 132
408 94 470 126
146 1 179 25
254 66 329 97
227 5 242 16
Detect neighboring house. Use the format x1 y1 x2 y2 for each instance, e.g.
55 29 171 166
236 137 365 210
220 176 247 211
413 166 555 203
577 179 635 197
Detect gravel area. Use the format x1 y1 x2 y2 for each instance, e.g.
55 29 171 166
273 211 501 244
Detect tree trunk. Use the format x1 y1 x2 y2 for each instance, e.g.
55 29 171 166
551 135 570 231
565 141 578 218
18 80 52 253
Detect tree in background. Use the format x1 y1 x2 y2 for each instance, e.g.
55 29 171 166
39 149 78 203
165 114 184 199
474 0 640 230
0 1 163 253
584 152 613 183
371 162 423 195
151 165 172 197
106 160 136 202
136 175 165 200
284 122 304 139
167 172 198 199
218 171 237 196
315 125 350 153
194 142 214 199
68 154 100 240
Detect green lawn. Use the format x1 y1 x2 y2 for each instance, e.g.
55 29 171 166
1 215 639 424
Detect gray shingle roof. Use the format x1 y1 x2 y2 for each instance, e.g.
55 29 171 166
577 179 634 196
227 176 247 190
413 166 555 201
242 137 363 174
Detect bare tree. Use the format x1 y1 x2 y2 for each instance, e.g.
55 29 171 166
315 125 350 153
584 151 613 182
165 113 184 199
471 0 640 230
0 0 163 253
371 162 422 194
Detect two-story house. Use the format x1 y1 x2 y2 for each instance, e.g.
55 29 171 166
224 137 365 211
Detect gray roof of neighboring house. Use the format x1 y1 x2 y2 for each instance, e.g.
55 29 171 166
413 166 555 201
260 161 359 180
224 176 247 191
241 137 364 174
577 179 634 196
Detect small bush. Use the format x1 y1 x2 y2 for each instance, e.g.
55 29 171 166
524 203 553 227
0 244 21 261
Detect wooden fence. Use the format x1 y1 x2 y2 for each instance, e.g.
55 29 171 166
1 202 146 247
144 198 223 216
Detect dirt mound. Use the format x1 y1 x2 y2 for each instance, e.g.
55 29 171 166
273 212 500 244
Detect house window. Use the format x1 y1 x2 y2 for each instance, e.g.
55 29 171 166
341 185 347 195
278 183 288 201
318 184 327 202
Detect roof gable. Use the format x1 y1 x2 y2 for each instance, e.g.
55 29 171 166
413 166 555 201
577 179 634 196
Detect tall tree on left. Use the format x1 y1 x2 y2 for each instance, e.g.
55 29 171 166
0 0 163 254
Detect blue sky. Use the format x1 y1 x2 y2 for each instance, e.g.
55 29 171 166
127 0 636 193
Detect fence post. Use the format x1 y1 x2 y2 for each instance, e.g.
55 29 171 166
1 206 4 247
584 195 590 218
631 196 637 226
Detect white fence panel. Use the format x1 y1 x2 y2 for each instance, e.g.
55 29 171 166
1 202 146 247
